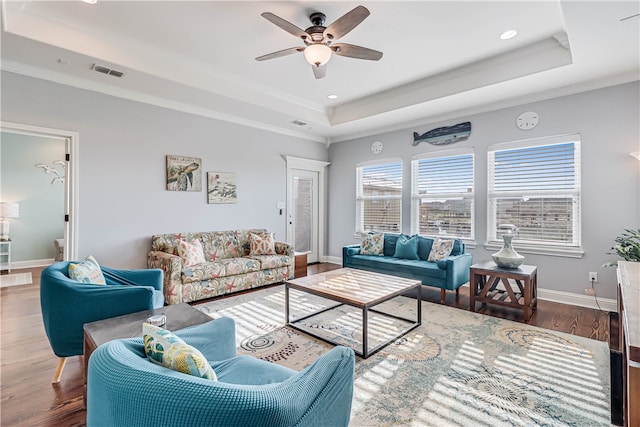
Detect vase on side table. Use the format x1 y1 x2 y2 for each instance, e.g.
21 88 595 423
492 224 525 269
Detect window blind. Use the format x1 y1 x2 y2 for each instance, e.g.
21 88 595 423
411 150 474 239
488 138 581 248
356 160 402 233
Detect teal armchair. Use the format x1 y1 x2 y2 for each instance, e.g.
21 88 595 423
40 261 164 383
87 317 356 427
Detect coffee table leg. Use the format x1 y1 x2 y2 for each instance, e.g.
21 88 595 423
417 284 422 323
285 285 290 324
362 308 368 358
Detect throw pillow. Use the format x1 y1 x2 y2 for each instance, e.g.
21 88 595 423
360 233 384 255
177 239 206 266
427 238 455 262
249 232 276 255
68 255 106 284
393 235 419 260
143 323 217 380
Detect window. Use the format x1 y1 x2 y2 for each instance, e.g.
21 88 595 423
411 149 474 240
487 135 581 253
356 159 402 233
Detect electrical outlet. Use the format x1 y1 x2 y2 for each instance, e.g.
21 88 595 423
585 288 595 296
589 271 598 282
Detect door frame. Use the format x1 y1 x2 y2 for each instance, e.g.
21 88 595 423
1 121 78 262
285 156 330 263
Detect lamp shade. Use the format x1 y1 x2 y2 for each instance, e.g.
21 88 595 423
0 202 19 219
304 44 332 67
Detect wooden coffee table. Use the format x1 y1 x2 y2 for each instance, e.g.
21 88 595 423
83 303 211 404
285 268 422 358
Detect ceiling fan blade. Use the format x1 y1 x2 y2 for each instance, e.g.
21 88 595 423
312 64 327 79
261 12 308 39
323 5 370 40
255 47 304 61
332 43 383 61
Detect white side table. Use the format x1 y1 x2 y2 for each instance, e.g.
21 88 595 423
0 240 11 273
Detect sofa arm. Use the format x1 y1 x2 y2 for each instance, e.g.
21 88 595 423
148 251 184 305
275 241 294 256
342 245 361 267
274 241 295 279
436 253 473 290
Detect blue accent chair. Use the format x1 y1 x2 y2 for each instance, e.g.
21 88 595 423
40 261 164 383
87 317 356 427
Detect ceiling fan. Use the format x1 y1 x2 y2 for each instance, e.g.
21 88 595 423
255 5 383 79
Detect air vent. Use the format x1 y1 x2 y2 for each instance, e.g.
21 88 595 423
290 120 307 126
91 64 125 78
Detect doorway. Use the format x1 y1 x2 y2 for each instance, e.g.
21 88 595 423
0 121 77 264
286 156 329 264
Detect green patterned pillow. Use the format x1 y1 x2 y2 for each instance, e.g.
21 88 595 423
143 323 217 380
360 233 384 255
427 238 455 262
68 255 106 284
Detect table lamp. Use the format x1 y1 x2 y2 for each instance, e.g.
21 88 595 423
0 202 20 241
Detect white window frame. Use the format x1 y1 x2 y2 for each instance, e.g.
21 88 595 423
355 158 402 234
486 134 583 258
410 148 475 243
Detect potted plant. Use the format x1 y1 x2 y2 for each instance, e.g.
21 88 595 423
603 229 640 267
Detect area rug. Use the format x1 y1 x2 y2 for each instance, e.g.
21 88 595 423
196 285 611 426
0 272 32 288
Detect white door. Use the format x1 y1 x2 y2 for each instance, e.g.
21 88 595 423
289 169 319 263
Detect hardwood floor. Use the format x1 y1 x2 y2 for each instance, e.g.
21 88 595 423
1 264 612 426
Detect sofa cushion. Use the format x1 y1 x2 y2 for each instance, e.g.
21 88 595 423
249 232 276 255
360 233 384 255
177 239 206 266
68 255 106 285
347 254 447 280
182 262 226 284
200 231 242 261
393 235 419 260
428 238 455 262
248 254 291 269
143 323 217 380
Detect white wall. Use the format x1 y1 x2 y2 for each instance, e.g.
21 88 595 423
327 81 640 300
1 71 328 268
0 132 65 262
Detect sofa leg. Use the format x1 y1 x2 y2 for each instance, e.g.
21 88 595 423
52 357 66 384
440 289 446 304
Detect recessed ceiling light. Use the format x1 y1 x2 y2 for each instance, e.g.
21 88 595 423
327 94 338 100
500 29 518 40
82 0 98 4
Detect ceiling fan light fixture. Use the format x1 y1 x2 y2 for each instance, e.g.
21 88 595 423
304 44 332 67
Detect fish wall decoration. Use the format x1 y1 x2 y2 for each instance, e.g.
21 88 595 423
413 121 471 146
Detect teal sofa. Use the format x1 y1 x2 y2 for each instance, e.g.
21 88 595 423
343 233 472 303
87 317 355 427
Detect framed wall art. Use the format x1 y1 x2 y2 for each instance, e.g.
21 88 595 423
207 172 237 204
166 155 202 191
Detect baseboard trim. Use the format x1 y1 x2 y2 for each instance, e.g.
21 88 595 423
537 287 616 312
322 256 616 311
12 259 55 269
322 256 342 265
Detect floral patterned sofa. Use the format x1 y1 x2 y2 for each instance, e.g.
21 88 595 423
148 229 294 305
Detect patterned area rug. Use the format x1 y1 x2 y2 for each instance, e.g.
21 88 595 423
196 285 611 426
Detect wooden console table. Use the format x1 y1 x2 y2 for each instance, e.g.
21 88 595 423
617 261 639 427
470 261 538 322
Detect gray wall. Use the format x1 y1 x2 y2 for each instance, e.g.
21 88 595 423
0 132 65 262
1 71 328 268
327 81 640 300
